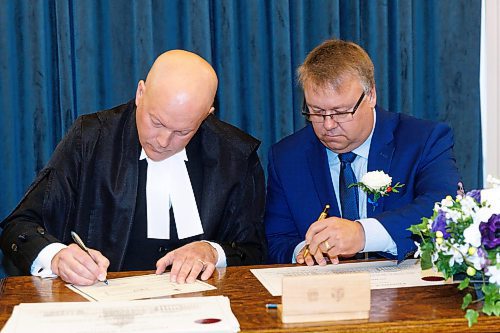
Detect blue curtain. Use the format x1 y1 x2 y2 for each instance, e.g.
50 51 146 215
0 1 481 256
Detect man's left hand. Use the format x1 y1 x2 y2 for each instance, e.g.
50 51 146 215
300 217 365 265
155 241 218 284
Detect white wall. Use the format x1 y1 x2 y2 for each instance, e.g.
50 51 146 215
481 0 500 185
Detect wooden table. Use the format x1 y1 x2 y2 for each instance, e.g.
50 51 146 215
0 264 498 332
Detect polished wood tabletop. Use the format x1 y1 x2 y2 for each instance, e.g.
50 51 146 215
0 263 498 332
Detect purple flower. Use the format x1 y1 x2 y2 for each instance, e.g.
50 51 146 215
479 214 500 249
466 190 481 203
477 247 488 269
431 210 451 239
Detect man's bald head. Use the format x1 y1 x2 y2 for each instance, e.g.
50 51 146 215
145 50 218 110
135 50 219 161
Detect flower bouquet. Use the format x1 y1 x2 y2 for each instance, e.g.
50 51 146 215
408 177 500 326
349 170 404 209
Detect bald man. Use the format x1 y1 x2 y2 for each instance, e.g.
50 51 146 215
0 50 266 285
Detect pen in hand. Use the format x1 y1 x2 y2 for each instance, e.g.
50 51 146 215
70 231 108 285
303 204 330 259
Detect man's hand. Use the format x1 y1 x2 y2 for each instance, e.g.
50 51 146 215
296 217 365 266
51 244 110 285
155 241 218 284
296 244 340 266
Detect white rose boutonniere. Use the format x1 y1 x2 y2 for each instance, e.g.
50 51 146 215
349 170 404 210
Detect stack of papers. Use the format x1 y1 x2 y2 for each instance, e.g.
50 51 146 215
1 296 239 333
251 259 452 296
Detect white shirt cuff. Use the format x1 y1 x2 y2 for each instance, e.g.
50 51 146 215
202 241 227 268
358 218 398 255
292 241 306 263
30 243 67 278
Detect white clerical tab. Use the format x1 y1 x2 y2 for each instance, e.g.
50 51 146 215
168 149 204 239
142 149 204 239
145 153 171 239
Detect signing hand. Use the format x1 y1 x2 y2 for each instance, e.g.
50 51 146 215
51 244 109 285
155 241 218 284
297 217 365 266
296 244 340 266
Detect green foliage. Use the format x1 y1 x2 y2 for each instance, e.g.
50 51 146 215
408 193 499 326
462 293 472 309
465 309 479 327
458 277 470 290
419 244 433 270
482 283 500 316
349 179 405 201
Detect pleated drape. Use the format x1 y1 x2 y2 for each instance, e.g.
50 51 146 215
0 0 481 222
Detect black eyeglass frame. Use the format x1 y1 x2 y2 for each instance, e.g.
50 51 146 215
301 91 366 123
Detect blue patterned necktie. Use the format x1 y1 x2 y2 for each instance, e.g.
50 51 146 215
338 152 360 220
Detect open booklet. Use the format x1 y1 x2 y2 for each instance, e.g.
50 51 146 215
1 296 239 333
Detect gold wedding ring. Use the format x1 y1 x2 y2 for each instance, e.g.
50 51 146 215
324 240 331 251
197 258 207 269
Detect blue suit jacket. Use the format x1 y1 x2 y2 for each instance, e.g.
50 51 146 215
265 107 460 263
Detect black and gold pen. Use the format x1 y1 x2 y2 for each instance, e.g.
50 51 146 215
303 204 330 258
71 231 108 285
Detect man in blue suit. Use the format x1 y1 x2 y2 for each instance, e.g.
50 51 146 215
265 39 459 265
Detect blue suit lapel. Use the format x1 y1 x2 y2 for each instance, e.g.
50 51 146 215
305 128 340 218
367 107 397 217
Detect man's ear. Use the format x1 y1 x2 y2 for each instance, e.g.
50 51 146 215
367 85 377 108
135 80 146 106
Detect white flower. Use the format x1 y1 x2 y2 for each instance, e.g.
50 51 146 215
459 196 479 219
485 265 500 285
462 206 494 250
360 170 392 191
474 206 494 223
441 196 454 208
431 251 439 264
445 244 467 267
481 187 500 212
487 174 500 188
413 241 422 259
444 209 461 223
467 250 486 270
463 221 482 248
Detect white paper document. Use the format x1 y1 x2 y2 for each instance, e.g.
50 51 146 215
67 273 216 301
1 296 239 333
251 259 453 296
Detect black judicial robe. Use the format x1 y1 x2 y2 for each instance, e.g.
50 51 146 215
0 100 267 273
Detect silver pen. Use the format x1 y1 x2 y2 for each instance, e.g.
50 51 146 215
71 231 108 285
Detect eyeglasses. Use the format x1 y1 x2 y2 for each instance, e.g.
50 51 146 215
302 91 366 123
